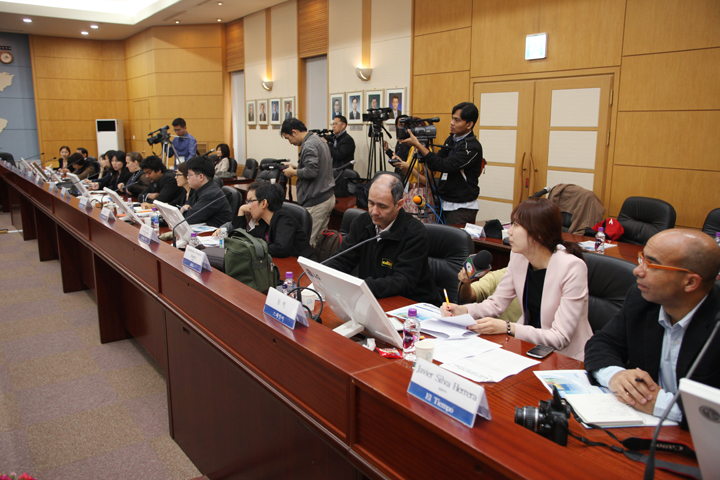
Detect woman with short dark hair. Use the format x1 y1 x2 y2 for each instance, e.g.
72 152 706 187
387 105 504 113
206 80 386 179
214 143 231 174
443 197 592 360
93 150 130 191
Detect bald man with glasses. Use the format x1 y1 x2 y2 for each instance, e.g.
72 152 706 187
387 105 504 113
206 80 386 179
585 229 720 428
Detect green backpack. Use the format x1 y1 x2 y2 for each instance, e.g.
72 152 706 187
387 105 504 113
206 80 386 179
223 228 279 294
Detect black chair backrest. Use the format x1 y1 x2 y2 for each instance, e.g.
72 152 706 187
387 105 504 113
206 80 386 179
221 186 242 216
702 208 720 237
585 253 637 333
617 196 676 245
424 224 474 304
282 201 313 239
227 158 238 176
0 152 15 165
340 208 366 235
561 212 572 233
212 176 223 189
243 158 258 180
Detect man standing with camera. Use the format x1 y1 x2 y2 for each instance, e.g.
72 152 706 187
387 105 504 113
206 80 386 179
281 118 336 248
169 117 197 167
400 102 482 225
327 115 355 170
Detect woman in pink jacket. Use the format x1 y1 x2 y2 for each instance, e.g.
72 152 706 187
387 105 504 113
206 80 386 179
443 198 592 360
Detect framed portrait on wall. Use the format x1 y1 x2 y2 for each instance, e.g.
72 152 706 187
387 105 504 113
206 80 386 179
385 87 406 123
247 100 256 125
282 97 295 121
257 99 269 125
269 98 281 125
329 93 344 122
346 92 362 124
365 90 383 112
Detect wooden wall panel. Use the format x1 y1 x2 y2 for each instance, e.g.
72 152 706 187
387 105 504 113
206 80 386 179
609 166 720 228
33 58 125 80
413 71 470 113
124 30 151 58
413 28 471 75
615 111 720 171
618 48 720 111
154 73 223 96
623 0 720 55
298 0 328 58
154 96 225 119
125 52 153 79
154 48 223 73
40 121 97 142
226 18 245 72
414 0 472 36
151 25 223 50
471 0 625 78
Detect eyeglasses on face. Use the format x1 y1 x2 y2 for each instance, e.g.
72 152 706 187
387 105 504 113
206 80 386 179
637 252 695 275
246 198 260 205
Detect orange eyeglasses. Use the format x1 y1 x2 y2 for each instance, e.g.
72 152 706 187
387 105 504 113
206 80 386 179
637 252 695 275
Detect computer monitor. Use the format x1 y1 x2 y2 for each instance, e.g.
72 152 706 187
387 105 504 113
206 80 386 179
18 158 32 172
28 161 48 181
153 200 193 247
297 257 403 349
102 187 144 224
66 173 90 197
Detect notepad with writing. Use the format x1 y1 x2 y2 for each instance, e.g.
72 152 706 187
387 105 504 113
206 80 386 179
565 394 677 428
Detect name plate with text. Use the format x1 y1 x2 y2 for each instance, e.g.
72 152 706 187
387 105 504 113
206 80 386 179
60 187 69 199
263 287 309 330
182 245 211 273
77 195 91 211
138 223 159 245
99 207 115 222
407 359 491 428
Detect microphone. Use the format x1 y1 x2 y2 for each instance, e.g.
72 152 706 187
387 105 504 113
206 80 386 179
413 195 426 209
202 149 216 158
334 160 355 171
643 312 720 479
41 156 56 168
25 152 44 161
465 250 493 279
171 195 228 248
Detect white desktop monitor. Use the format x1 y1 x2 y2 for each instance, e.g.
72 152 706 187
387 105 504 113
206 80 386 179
28 161 48 181
153 200 193 247
66 173 90 197
680 378 720 479
18 158 32 172
297 257 403 349
102 187 144 224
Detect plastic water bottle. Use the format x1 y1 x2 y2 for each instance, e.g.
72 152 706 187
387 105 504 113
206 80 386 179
403 308 421 362
150 207 160 235
218 227 228 248
188 232 202 249
595 226 606 254
282 271 297 299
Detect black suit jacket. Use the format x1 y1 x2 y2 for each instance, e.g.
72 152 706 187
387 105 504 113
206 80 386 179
328 132 355 170
140 170 183 204
585 284 720 428
183 181 233 228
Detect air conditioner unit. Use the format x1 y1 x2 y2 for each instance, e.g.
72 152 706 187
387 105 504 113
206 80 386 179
96 119 124 154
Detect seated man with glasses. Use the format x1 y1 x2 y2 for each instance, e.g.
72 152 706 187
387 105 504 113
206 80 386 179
585 229 720 427
179 156 233 228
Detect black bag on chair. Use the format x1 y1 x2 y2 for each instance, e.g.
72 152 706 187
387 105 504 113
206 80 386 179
333 168 360 198
354 180 370 209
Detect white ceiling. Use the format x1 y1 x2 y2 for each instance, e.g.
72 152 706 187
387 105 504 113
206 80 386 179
0 0 285 40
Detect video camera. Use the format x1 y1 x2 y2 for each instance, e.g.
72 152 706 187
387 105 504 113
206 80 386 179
396 116 438 143
363 107 392 125
147 126 170 146
309 129 334 142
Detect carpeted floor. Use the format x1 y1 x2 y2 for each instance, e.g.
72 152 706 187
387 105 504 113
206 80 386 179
0 212 202 479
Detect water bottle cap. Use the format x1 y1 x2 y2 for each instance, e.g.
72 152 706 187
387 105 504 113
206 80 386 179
716 232 720 237
285 271 293 279
408 308 417 317
152 207 157 211
598 227 604 232
191 233 197 237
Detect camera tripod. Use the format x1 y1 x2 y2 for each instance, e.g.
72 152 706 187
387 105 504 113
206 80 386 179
366 122 392 180
398 142 443 224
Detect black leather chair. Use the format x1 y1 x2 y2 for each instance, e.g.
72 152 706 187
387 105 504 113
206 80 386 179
617 196 676 245
424 224 474 304
227 158 238 177
282 201 313 239
340 208 365 235
212 176 223 189
221 186 242 216
702 208 720 237
0 152 15 166
585 253 637 333
242 158 258 180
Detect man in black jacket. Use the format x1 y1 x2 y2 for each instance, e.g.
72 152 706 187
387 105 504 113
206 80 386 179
327 115 355 170
139 155 183 207
180 156 233 228
325 172 441 305
585 229 720 428
400 102 483 225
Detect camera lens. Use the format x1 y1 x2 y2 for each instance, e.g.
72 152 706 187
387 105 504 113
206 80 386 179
515 406 542 432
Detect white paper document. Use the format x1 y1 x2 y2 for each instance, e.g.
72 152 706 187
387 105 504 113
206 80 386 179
386 303 441 322
198 236 220 247
441 348 539 383
420 314 478 340
534 370 610 397
432 337 502 364
191 224 214 233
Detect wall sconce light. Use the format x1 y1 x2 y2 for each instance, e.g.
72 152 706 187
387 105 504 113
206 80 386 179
262 81 273 91
355 67 372 81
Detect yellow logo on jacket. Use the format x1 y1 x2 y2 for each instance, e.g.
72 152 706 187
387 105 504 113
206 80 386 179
381 259 393 269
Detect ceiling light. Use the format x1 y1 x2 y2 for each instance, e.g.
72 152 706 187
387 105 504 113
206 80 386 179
218 2 223 5
90 25 99 29
23 18 32 23
175 20 180 24
217 18 221 22
81 31 89 35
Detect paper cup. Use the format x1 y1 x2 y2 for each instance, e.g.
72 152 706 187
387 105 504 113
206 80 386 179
415 339 435 363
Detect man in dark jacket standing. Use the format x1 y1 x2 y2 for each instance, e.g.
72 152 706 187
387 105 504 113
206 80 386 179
325 172 441 305
327 115 355 170
401 102 483 225
180 156 233 228
139 155 183 207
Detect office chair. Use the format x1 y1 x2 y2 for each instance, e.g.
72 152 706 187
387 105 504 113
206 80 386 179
212 176 223 189
547 184 605 236
340 208 365 235
424 224 474 304
227 158 238 177
585 253 637 333
702 208 720 237
221 186 243 216
617 196 676 245
242 158 258 180
282 201 313 239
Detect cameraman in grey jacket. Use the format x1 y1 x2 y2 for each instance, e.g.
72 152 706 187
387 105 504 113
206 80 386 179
281 118 335 247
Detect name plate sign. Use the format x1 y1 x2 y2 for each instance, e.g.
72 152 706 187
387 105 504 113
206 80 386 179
138 223 159 245
99 207 115 222
407 359 491 428
77 195 90 211
60 187 69 199
263 287 309 330
182 245 211 273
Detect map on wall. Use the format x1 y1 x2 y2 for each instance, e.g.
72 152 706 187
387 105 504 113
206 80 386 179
0 72 13 134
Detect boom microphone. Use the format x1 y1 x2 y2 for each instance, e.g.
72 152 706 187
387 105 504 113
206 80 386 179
413 195 426 209
465 250 493 279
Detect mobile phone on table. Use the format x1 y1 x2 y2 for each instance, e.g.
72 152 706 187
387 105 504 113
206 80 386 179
527 344 554 359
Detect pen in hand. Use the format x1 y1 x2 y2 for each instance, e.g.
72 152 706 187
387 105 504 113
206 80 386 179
443 288 452 316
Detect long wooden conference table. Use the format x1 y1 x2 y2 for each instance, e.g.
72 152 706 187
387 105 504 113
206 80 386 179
0 164 695 479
